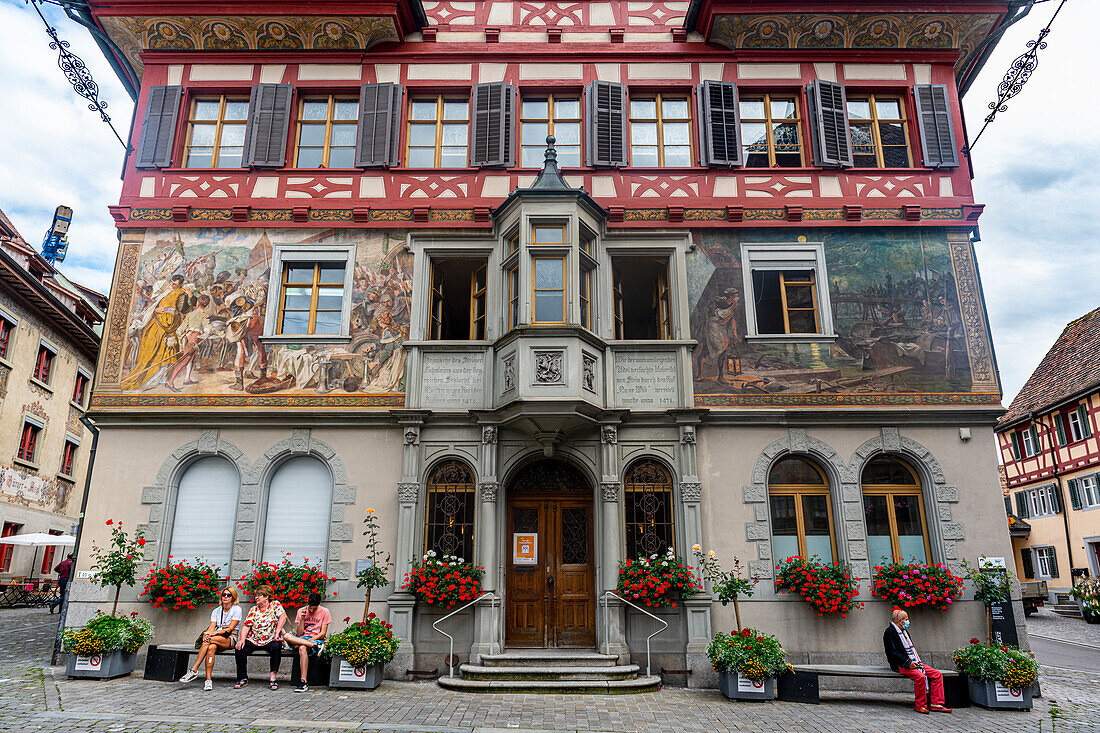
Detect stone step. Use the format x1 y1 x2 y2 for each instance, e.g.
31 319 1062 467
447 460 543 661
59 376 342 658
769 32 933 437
459 663 641 681
1052 606 1083 618
479 651 620 668
438 675 662 694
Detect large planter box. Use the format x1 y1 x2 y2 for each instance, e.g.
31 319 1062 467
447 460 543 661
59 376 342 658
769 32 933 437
718 671 776 701
66 650 136 680
327 657 384 690
1076 599 1100 624
967 678 1032 711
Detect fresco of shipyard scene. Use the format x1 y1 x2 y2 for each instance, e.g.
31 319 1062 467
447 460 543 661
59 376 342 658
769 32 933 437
688 229 972 396
119 228 411 396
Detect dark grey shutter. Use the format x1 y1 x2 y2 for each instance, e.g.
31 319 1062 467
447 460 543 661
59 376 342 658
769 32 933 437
355 83 402 168
1020 549 1034 579
1055 414 1068 446
1048 549 1059 578
135 85 182 169
697 80 741 167
1029 425 1041 454
1009 431 1022 460
470 82 514 168
1068 479 1082 510
1015 492 1029 519
807 79 852 168
1003 495 1012 515
1050 484 1062 514
913 84 959 168
1079 405 1093 438
244 83 293 168
586 80 628 167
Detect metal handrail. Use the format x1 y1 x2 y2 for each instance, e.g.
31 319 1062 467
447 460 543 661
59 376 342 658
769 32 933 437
600 590 668 677
432 591 501 678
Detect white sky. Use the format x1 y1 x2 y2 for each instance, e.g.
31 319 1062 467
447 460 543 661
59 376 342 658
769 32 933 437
0 0 1094 405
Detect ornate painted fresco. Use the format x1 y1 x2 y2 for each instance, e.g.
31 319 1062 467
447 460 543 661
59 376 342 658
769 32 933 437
688 228 988 403
0 464 73 514
112 228 411 401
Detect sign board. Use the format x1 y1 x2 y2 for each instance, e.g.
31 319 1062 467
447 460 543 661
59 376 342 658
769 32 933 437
355 558 374 575
979 556 1007 569
978 560 1020 647
994 682 1024 702
74 655 102 671
75 570 96 579
737 675 766 693
513 533 537 565
338 660 366 682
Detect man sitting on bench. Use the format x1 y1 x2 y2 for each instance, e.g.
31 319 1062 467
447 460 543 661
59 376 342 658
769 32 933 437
884 608 952 715
282 591 331 692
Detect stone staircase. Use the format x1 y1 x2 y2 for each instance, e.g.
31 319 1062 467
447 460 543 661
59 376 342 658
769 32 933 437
437 649 662 693
1052 592 1083 619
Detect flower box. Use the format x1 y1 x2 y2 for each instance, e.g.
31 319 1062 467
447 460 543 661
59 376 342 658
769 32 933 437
66 650 136 680
967 678 1032 711
327 657 384 689
718 671 776 701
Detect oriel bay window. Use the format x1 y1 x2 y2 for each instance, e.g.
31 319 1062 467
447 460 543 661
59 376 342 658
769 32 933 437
740 94 804 167
847 95 911 168
425 461 475 560
295 96 359 168
613 258 671 340
184 96 249 168
768 457 836 561
530 225 568 325
408 97 469 168
623 460 675 558
629 95 691 167
862 457 931 563
521 96 581 167
428 259 488 340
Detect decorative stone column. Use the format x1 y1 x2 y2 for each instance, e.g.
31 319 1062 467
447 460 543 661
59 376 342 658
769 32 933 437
599 422 628 659
387 416 424 677
472 424 502 657
676 417 713 688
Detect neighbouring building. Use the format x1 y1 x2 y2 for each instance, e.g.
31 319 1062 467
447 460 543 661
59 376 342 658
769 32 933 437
71 0 1029 683
0 210 105 581
997 308 1100 602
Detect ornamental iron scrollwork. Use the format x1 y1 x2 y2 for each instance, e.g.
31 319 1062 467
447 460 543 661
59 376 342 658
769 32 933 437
623 460 675 559
562 507 589 565
425 460 475 559
509 460 589 494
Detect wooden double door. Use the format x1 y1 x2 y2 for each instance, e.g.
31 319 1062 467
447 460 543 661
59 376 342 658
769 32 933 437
505 494 596 647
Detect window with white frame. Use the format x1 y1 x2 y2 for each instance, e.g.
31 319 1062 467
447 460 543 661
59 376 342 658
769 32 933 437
263 245 356 341
1020 426 1039 457
740 243 835 339
262 456 332 568
1068 406 1091 443
1024 484 1059 517
169 456 239 575
1033 546 1058 578
1079 474 1100 509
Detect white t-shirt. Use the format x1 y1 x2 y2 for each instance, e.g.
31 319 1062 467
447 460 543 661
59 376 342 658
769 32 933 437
211 605 242 631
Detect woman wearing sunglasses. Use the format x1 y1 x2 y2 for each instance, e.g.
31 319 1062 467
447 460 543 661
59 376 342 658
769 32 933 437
179 586 242 690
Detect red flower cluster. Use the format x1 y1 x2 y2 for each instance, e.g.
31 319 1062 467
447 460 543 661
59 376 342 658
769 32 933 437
871 561 963 611
242 557 332 609
402 554 484 608
615 551 699 608
775 556 862 617
140 559 221 611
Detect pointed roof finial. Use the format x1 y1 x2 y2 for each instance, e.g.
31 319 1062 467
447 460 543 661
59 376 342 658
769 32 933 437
529 135 570 191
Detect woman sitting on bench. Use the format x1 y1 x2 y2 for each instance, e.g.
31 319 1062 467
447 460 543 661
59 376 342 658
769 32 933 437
179 586 242 690
234 584 288 690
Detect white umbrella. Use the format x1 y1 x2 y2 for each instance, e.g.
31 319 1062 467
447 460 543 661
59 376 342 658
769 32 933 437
0 533 75 582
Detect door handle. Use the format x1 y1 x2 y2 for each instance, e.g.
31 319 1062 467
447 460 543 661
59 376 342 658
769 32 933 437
546 573 554 589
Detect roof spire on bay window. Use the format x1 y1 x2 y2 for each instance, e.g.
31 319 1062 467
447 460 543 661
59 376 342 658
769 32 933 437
529 136 572 192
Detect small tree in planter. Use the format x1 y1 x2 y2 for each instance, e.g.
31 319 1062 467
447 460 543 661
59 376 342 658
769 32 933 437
140 558 221 611
953 638 1038 710
356 508 394 623
616 548 699 607
402 552 484 608
693 545 758 631
707 628 790 701
961 558 1015 644
242 555 332 609
323 612 399 689
62 611 154 679
872 560 964 611
89 519 145 616
1070 576 1100 624
775 555 862 617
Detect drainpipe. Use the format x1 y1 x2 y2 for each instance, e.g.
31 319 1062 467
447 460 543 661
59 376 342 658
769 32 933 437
52 415 99 665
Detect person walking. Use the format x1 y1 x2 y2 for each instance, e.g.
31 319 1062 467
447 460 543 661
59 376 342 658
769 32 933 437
49 553 73 614
883 608 952 714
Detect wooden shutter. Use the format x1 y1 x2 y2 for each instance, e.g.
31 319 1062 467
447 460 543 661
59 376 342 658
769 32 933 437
1048 548 1059 578
1078 405 1093 438
586 80 628 167
244 83 293 168
135 85 182 169
807 79 852 168
913 84 959 168
1055 414 1068 446
355 83 402 168
1029 425 1041 455
1068 479 1082 510
470 82 514 168
1009 431 1022 460
1049 484 1062 514
1020 548 1034 579
1015 491 1028 519
697 80 741 167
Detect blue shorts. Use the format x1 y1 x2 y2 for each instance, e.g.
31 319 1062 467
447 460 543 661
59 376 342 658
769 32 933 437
299 635 322 655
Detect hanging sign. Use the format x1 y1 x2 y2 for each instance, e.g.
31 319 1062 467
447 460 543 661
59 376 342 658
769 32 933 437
513 533 537 565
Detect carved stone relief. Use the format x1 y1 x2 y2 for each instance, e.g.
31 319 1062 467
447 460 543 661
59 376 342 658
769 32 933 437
534 351 564 384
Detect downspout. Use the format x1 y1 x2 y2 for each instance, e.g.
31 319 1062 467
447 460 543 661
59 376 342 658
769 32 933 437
52 414 99 664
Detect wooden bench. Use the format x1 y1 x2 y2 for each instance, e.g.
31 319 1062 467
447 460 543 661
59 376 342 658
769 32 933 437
144 643 330 685
777 664 970 708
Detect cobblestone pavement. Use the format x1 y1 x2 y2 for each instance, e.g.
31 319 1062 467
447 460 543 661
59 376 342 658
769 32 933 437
2 608 1098 733
1028 606 1100 647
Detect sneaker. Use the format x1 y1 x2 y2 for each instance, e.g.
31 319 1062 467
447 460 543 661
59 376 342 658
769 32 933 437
179 670 198 683
203 679 212 691
293 682 307 693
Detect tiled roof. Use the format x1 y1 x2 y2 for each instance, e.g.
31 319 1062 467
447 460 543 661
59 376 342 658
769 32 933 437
999 307 1100 427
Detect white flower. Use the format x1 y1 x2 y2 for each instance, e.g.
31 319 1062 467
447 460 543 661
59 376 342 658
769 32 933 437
708 550 716 558
458 558 464 563
427 550 437 557
650 554 658 560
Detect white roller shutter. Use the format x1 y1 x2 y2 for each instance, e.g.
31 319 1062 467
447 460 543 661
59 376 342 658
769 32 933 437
170 456 239 575
262 457 332 569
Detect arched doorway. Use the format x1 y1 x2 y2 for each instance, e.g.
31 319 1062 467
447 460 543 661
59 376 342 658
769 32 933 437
505 460 596 648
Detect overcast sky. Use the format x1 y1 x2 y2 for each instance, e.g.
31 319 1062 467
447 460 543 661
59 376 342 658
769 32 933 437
0 0 1093 405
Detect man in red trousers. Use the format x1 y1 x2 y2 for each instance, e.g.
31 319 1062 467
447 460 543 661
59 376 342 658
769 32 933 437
883 608 953 714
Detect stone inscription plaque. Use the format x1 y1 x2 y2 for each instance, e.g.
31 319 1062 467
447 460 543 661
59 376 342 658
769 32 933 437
614 352 679 408
421 352 485 408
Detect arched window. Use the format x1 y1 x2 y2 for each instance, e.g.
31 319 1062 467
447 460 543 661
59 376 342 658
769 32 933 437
623 460 675 558
425 461 475 560
262 456 332 568
170 456 239 575
768 457 835 561
861 457 930 563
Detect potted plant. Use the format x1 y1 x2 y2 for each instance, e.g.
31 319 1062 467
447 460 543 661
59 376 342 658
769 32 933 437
707 628 790 701
89 519 145 615
953 638 1038 710
62 611 154 679
871 560 964 611
242 555 333 609
693 545 758 630
323 612 399 689
140 558 221 610
615 548 699 608
401 551 484 608
775 556 862 617
1070 576 1100 624
356 508 394 623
